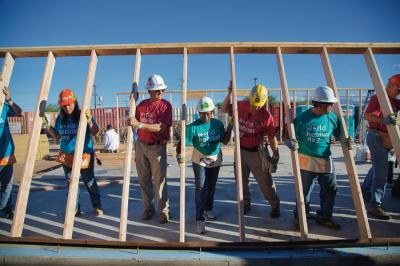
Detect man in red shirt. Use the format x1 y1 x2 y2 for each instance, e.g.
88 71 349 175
128 74 172 224
362 73 400 220
221 83 280 218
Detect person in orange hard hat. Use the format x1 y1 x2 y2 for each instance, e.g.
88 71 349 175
45 88 103 217
362 74 400 220
221 82 281 219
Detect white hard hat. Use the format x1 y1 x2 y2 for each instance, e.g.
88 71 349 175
197 96 215 112
146 74 167 90
312 86 338 103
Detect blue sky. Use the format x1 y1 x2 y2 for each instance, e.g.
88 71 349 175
0 0 399 111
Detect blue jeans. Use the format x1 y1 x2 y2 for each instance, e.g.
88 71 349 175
362 131 390 207
294 168 337 220
192 163 220 221
62 152 102 210
0 165 13 214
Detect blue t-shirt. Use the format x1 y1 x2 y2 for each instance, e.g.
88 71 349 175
294 109 340 158
54 114 97 154
0 103 16 159
185 118 225 156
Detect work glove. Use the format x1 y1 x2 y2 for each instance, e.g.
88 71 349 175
96 158 102 166
85 110 92 124
343 137 354 150
227 80 233 93
270 149 280 165
176 154 184 165
382 113 400 126
284 138 299 151
2 86 11 101
41 116 50 129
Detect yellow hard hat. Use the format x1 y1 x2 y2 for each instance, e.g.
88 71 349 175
249 84 268 107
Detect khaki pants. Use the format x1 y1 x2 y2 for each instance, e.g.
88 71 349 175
135 140 169 215
239 149 280 209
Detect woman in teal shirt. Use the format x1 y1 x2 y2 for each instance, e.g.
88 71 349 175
46 88 103 217
177 96 232 234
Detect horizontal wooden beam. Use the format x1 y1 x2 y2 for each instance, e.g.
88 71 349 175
1 42 399 57
1 236 400 250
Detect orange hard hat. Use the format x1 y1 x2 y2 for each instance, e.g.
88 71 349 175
389 74 400 87
58 89 77 106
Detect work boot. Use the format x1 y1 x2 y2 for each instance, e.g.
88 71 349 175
270 205 280 218
95 207 104 217
244 205 251 215
159 212 169 224
204 210 217 220
366 206 391 220
392 178 400 198
3 211 13 220
196 220 206 234
316 217 341 230
141 208 155 220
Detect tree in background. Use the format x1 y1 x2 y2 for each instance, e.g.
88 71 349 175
45 103 60 112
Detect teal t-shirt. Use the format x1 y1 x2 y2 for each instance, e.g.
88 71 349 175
54 114 96 154
0 103 16 159
185 118 225 156
294 109 340 158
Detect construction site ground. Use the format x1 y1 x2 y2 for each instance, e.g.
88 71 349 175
2 143 400 243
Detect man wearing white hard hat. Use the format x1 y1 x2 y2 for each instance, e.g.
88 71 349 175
176 96 232 234
128 74 172 224
292 86 341 230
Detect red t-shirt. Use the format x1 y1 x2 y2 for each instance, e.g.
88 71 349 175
229 101 275 148
135 98 172 143
365 94 400 132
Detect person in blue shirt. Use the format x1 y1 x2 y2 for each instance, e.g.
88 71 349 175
0 86 22 219
177 96 232 234
46 88 103 217
292 86 342 230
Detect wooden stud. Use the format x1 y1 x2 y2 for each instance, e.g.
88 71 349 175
0 52 15 116
276 47 309 239
119 49 141 241
116 95 120 134
179 48 188 242
11 51 56 237
346 90 350 128
229 47 245 241
63 50 98 239
364 48 400 162
321 47 372 242
359 90 363 141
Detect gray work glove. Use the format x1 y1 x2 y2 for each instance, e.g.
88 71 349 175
382 113 400 126
284 138 299 151
176 154 184 165
343 137 354 150
270 149 279 165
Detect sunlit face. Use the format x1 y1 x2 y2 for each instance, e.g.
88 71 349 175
149 89 165 101
199 111 212 123
61 102 76 115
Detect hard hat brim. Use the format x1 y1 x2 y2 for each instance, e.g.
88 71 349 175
147 85 167 90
